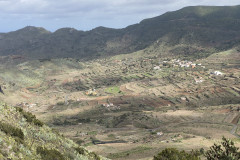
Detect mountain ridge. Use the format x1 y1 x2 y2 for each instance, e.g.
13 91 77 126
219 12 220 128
0 5 240 60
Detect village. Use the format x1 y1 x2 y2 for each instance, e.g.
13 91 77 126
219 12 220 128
81 57 225 98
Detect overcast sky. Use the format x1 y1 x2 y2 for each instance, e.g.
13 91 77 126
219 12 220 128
0 0 239 32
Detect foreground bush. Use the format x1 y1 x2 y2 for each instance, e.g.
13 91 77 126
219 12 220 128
205 137 240 160
0 104 104 159
37 146 65 160
75 147 86 155
153 137 240 160
153 148 200 160
16 107 44 126
0 121 24 143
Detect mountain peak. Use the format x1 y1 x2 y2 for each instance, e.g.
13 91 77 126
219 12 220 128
54 27 79 34
17 26 51 34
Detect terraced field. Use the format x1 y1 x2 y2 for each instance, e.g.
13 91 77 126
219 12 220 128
0 49 240 159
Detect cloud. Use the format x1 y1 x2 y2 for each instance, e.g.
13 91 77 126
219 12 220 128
0 0 239 32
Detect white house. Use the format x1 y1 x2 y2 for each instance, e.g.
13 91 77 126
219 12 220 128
153 66 161 70
157 132 163 136
214 71 223 76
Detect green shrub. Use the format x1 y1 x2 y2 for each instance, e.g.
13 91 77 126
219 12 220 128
15 107 23 112
153 148 200 160
16 107 44 127
107 134 116 139
0 148 7 157
205 137 240 160
75 147 86 155
22 111 36 122
33 119 44 126
57 101 65 105
36 146 65 160
0 121 24 143
76 139 84 145
89 151 101 160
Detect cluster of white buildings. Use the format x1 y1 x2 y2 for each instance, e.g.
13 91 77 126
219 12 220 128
171 59 203 68
154 59 205 69
153 59 225 84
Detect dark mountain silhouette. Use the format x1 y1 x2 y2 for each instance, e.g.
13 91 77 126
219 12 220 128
0 5 240 60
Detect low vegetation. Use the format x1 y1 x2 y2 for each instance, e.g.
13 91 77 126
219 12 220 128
153 137 240 160
205 137 240 160
0 121 24 144
153 148 200 160
36 146 65 160
108 146 152 159
0 103 106 160
16 107 44 127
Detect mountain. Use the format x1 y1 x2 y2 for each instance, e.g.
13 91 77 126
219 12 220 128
0 5 240 60
0 102 106 160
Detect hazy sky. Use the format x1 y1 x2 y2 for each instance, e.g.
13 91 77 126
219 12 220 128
0 0 239 32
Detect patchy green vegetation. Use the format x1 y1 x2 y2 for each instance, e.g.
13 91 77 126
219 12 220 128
16 107 44 127
0 47 238 159
0 103 106 160
0 121 24 144
108 146 152 159
153 137 240 160
105 86 122 94
205 137 240 160
0 48 239 159
36 146 65 160
153 148 200 160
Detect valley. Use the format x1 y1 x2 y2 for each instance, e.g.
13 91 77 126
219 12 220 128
0 48 239 159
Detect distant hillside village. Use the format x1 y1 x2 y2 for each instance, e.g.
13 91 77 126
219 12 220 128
153 59 223 83
154 59 205 69
81 57 225 100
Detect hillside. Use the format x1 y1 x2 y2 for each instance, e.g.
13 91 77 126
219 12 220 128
0 102 107 160
1 5 240 60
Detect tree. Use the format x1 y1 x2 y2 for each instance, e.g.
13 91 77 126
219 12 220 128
153 148 200 160
205 137 240 160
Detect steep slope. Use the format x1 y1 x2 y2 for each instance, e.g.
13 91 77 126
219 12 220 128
0 102 106 160
0 5 240 59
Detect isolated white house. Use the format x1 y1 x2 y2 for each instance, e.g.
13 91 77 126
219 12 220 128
157 132 163 136
214 71 223 75
153 66 161 70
